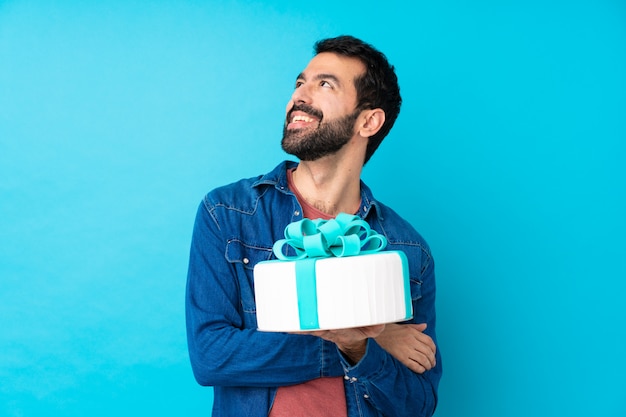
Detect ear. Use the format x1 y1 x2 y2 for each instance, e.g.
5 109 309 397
357 109 385 138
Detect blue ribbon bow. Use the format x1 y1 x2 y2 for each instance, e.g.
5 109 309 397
273 212 387 260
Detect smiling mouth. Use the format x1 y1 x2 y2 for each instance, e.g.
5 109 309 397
287 114 320 130
287 110 322 130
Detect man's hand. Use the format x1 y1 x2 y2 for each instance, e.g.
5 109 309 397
307 324 386 365
375 323 437 374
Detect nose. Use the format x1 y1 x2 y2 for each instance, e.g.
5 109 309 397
290 83 311 106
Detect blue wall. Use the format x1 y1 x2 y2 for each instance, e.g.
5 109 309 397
1 1 624 415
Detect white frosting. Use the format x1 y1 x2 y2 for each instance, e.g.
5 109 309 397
254 251 411 331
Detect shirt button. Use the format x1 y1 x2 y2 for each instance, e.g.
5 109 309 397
242 258 249 264
350 377 357 382
294 210 300 216
363 394 369 399
363 206 368 212
344 375 350 380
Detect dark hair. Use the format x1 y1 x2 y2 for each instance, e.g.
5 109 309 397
314 35 402 164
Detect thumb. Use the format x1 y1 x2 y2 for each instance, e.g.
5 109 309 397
413 323 427 332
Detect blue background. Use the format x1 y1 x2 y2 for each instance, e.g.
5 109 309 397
1 1 625 415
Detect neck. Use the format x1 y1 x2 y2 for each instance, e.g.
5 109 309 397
292 155 363 217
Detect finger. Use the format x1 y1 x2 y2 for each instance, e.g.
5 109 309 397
409 351 435 372
411 344 437 369
411 331 437 354
406 359 427 374
411 323 427 332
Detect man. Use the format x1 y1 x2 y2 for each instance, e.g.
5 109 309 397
186 35 442 416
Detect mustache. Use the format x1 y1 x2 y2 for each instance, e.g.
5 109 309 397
287 104 323 121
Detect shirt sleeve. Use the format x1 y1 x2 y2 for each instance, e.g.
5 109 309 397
338 251 442 417
185 200 343 388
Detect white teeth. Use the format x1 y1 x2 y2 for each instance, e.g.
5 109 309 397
292 115 314 123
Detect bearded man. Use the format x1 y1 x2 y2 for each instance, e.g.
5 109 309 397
186 35 442 417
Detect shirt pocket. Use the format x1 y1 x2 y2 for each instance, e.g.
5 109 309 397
225 239 273 319
225 239 273 270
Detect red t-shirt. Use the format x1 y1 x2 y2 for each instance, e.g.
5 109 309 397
268 168 348 417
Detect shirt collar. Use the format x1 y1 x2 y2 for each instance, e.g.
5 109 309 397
252 160 296 191
253 160 383 221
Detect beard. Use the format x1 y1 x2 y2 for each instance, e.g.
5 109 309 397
281 105 361 161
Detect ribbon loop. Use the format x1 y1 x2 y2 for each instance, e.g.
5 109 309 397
273 213 387 260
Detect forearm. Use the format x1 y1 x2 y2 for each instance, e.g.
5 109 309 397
187 322 342 387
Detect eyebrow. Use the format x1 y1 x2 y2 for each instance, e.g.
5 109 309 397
296 72 342 87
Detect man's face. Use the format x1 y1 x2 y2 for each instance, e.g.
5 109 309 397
282 52 365 161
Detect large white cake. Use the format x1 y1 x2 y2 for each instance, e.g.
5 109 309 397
254 251 412 332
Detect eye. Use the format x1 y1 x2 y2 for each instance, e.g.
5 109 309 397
295 80 304 89
320 80 332 88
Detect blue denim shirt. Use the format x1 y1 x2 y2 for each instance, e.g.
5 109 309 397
186 161 442 417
